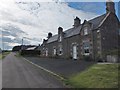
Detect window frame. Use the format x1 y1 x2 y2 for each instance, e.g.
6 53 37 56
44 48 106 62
59 35 62 42
84 27 88 35
53 48 57 55
83 41 90 56
59 45 63 55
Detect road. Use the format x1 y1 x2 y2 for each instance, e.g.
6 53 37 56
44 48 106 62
25 56 95 77
2 52 65 88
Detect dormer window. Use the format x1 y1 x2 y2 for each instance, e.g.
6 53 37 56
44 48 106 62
59 35 62 42
84 27 88 35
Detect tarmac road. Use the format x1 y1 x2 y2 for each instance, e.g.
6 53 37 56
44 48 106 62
2 52 65 88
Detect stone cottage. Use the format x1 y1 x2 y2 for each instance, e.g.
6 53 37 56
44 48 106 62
38 0 119 61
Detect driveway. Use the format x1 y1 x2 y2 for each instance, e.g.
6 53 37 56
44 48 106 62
24 56 95 77
2 52 65 88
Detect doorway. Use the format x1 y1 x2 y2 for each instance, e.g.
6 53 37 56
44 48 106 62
73 45 77 60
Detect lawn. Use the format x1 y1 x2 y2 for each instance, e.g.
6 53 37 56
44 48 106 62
66 64 119 88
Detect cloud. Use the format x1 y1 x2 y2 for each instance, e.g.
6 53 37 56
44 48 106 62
0 0 99 50
0 24 30 49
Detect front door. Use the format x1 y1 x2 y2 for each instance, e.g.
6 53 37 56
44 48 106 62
73 45 77 60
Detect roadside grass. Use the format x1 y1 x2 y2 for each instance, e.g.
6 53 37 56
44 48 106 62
65 63 119 88
15 52 21 57
0 54 2 59
0 52 10 60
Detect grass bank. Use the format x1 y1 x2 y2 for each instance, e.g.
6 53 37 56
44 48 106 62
0 54 2 59
66 63 119 88
15 52 21 57
0 52 10 59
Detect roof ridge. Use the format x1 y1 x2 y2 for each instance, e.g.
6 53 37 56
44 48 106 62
98 12 110 27
88 13 108 29
89 13 106 22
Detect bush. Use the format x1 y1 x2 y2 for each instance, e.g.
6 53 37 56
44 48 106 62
83 55 92 61
97 58 103 62
21 50 40 56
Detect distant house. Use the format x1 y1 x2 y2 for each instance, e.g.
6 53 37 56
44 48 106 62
38 0 119 62
20 45 40 56
26 47 36 50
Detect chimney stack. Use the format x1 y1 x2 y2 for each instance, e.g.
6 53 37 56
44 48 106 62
73 17 81 28
58 27 63 34
47 32 52 39
106 0 115 14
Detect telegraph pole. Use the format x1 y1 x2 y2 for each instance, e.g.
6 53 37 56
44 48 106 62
21 38 23 50
2 30 4 52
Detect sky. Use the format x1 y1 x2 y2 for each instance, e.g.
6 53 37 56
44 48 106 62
0 0 119 50
68 2 119 18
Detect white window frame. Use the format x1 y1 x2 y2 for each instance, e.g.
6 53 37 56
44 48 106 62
97 30 100 33
59 46 63 55
45 49 48 56
83 42 90 56
72 45 78 59
84 27 88 35
59 35 62 42
84 47 90 56
53 48 56 55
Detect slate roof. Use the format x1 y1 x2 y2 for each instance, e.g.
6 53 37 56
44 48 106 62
47 13 109 44
47 35 58 43
88 14 107 29
64 25 82 38
47 25 82 43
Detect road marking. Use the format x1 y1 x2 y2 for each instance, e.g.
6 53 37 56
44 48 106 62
22 57 65 81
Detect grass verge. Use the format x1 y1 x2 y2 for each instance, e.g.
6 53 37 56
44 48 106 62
0 54 2 59
15 52 21 57
0 52 10 59
65 63 119 88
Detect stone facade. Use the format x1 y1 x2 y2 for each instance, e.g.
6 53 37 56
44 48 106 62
38 1 119 62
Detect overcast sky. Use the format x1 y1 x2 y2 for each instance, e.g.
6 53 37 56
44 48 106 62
0 0 119 50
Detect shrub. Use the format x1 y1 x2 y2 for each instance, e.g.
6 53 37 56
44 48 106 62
83 55 92 61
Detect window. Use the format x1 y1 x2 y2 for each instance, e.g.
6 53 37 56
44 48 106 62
59 35 62 42
84 27 88 35
53 48 56 55
83 42 90 55
59 46 62 55
45 49 48 56
97 30 100 33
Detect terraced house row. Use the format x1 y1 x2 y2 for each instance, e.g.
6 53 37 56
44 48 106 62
37 0 120 62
